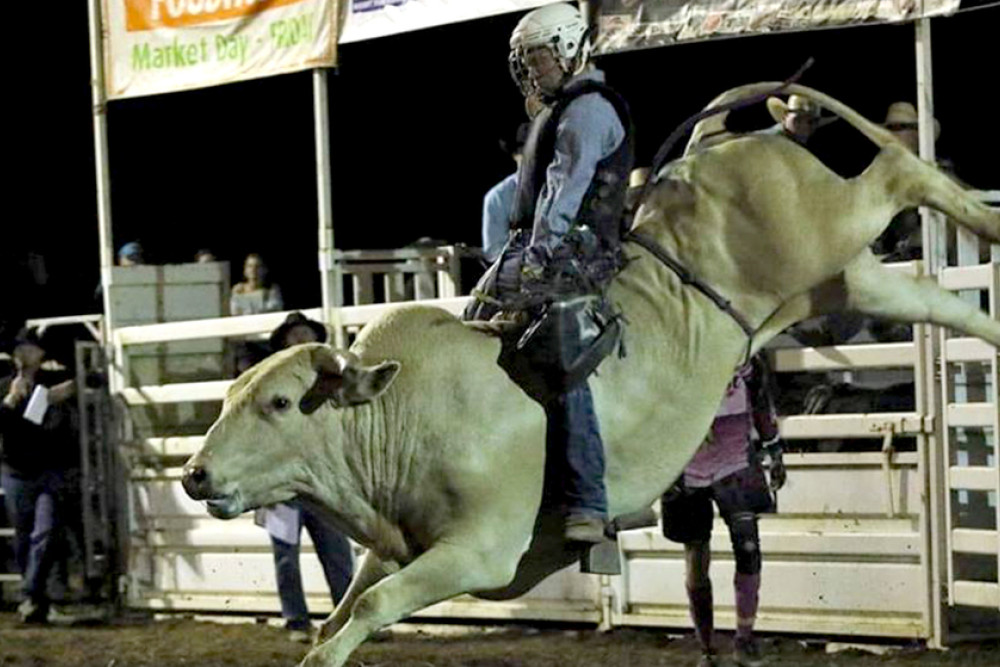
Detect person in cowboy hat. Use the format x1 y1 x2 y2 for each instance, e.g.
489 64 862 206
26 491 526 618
869 101 947 265
255 312 353 643
1 327 78 623
764 93 834 145
882 101 940 154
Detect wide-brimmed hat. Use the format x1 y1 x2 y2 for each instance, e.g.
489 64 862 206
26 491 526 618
268 312 327 351
766 94 821 124
883 101 940 139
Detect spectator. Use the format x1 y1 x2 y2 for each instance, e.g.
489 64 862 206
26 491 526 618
95 241 146 304
194 249 217 263
230 253 283 316
481 123 530 263
117 241 144 266
229 253 284 373
0 328 79 624
255 312 353 642
870 101 942 262
764 93 825 145
661 356 785 667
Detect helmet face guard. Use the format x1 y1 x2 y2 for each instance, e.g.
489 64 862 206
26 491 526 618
508 3 591 98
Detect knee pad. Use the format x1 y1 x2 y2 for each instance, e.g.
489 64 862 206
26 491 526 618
729 512 761 575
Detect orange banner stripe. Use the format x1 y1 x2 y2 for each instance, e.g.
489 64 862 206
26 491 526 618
126 0 307 32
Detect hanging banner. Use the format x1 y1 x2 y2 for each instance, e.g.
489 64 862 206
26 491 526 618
339 0 555 43
104 0 340 99
594 0 961 54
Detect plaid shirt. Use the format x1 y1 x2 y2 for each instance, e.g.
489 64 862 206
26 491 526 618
683 357 779 488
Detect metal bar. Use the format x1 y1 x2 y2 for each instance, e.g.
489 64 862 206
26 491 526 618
335 246 459 261
944 338 996 363
343 261 432 274
945 403 996 428
121 381 232 406
911 17 948 630
314 68 344 348
770 342 915 372
383 273 407 303
950 529 998 556
779 413 927 439
948 466 997 492
86 0 114 346
112 298 471 347
991 261 1000 611
352 273 375 306
782 452 919 467
950 581 999 609
939 264 993 291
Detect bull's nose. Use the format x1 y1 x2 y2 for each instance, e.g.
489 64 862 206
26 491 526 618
181 464 212 500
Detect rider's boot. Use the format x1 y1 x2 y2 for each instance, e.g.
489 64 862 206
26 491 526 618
546 383 608 543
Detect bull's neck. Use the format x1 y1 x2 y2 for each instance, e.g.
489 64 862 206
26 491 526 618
321 393 415 561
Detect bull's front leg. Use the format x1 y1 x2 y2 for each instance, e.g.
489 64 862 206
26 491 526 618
299 532 524 667
750 274 849 354
317 549 398 643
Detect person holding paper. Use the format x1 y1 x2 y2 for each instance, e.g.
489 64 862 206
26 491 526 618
255 312 353 643
0 327 77 624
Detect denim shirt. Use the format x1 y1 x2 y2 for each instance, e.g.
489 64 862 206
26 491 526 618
529 69 625 257
481 172 518 263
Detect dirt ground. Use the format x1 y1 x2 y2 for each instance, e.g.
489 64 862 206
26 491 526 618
1 612 998 667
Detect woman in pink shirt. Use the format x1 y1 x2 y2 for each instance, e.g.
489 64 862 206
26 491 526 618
661 356 786 667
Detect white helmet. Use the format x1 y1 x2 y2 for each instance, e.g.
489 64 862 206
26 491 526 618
509 3 591 97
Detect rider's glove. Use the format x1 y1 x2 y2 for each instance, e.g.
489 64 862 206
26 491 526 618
761 439 786 491
521 246 550 286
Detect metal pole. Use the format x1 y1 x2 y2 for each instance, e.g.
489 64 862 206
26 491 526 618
87 0 115 350
914 17 948 649
313 67 344 348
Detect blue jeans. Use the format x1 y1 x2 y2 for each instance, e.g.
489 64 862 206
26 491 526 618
270 502 353 630
545 383 608 518
1 467 67 607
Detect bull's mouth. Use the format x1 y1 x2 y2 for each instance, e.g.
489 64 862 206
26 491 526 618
205 490 246 519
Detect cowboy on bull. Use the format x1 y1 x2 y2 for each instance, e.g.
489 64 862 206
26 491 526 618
466 2 635 544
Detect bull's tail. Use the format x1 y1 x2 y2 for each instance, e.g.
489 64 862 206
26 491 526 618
685 82 901 156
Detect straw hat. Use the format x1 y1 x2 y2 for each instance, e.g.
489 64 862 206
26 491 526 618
883 101 940 139
628 167 650 189
766 94 821 125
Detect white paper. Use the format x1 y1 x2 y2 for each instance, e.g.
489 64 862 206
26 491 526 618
23 385 49 425
264 503 301 545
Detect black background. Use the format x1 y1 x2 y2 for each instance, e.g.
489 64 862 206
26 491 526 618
4 3 998 331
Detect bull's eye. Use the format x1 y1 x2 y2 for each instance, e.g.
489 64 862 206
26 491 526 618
271 396 291 412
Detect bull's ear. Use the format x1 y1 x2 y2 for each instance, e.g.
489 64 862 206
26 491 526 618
341 360 401 406
300 347 400 414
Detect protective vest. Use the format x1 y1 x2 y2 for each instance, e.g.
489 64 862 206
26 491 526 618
511 79 635 253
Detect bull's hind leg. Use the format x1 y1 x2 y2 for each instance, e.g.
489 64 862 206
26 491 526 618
844 252 1000 345
869 144 1000 244
300 530 525 667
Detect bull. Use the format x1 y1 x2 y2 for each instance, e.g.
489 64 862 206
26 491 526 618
182 84 1000 667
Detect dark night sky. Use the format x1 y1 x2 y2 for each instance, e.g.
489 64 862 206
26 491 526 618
5 2 998 326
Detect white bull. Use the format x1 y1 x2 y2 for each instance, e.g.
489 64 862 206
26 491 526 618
182 84 1000 667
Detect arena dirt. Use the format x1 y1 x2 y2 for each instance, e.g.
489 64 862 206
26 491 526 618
0 612 997 666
